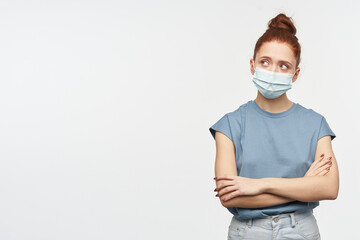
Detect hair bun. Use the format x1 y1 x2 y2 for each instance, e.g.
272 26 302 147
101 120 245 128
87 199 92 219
267 13 297 35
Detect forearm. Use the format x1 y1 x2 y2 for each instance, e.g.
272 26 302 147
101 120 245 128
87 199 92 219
221 192 296 208
262 176 335 202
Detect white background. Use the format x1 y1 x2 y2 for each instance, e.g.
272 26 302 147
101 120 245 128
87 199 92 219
0 1 359 239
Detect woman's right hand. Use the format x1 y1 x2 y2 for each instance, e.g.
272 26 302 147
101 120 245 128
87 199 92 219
304 154 333 177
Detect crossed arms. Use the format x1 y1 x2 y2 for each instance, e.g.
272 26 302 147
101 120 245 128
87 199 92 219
213 131 339 208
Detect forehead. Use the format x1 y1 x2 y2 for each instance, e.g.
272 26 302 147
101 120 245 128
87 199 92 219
256 41 296 63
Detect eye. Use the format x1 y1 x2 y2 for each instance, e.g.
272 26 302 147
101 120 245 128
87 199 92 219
260 60 269 66
281 64 289 69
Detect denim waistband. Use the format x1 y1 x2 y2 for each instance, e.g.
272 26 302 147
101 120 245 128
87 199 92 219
231 209 314 230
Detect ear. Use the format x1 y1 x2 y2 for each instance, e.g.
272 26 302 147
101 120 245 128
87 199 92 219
292 67 300 83
250 59 255 75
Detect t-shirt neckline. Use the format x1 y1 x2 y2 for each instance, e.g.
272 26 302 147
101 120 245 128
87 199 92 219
251 99 297 118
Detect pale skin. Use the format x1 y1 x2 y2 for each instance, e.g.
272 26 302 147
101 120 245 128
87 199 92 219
212 40 339 208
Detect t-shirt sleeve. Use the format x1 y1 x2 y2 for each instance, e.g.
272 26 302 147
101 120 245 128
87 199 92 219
318 116 336 141
209 113 233 142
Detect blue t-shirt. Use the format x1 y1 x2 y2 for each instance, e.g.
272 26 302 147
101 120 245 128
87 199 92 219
209 100 336 220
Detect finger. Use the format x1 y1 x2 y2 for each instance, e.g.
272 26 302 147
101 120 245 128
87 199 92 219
315 153 325 162
316 157 332 169
311 156 327 172
313 160 329 172
318 167 331 176
309 155 324 171
307 163 315 172
322 158 332 168
306 155 329 177
215 175 236 181
313 154 326 167
221 190 239 202
215 180 235 192
315 162 332 175
216 185 238 198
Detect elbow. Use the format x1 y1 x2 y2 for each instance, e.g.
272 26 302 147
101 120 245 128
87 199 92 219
220 196 231 208
323 176 339 200
328 190 338 200
327 187 339 200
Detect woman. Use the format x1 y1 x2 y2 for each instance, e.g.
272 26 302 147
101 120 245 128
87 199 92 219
209 13 338 240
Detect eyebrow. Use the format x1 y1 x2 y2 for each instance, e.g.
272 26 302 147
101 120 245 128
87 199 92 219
259 56 293 67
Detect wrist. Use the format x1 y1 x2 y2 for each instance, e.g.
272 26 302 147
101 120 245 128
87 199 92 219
260 177 271 193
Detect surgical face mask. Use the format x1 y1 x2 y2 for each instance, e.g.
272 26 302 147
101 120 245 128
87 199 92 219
252 66 295 99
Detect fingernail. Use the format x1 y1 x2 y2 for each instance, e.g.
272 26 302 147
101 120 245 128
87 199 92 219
320 154 324 157
216 194 219 197
214 177 217 180
214 188 217 192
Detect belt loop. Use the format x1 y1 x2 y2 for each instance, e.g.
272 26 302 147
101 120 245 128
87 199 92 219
246 218 252 228
290 212 296 228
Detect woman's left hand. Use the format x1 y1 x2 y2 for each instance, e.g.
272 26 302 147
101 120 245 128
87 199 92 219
214 175 265 202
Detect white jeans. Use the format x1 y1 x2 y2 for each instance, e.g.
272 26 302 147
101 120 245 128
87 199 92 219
228 210 321 240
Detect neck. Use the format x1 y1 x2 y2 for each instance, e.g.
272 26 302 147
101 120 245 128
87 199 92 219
254 92 294 113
